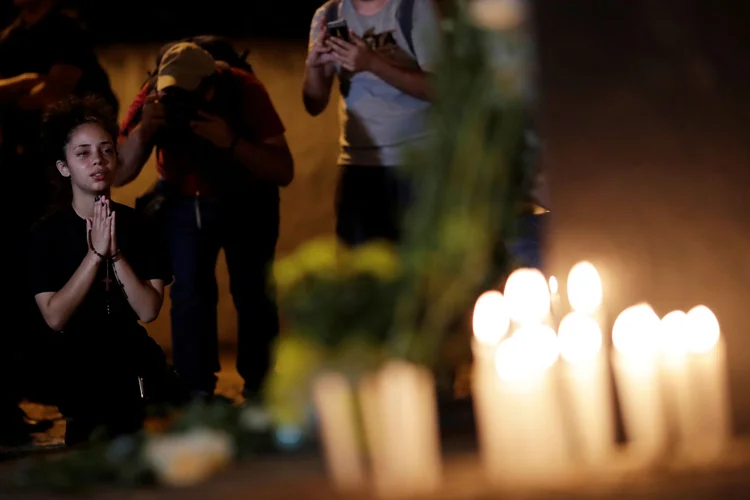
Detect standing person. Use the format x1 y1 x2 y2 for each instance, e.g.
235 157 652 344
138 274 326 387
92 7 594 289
29 95 177 445
116 42 294 403
302 0 441 246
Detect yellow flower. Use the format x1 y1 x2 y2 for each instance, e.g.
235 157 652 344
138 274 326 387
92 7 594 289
295 238 344 275
273 238 345 290
348 240 400 280
273 255 302 290
144 428 234 487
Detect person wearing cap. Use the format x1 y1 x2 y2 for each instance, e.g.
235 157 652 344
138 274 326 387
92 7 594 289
117 42 294 403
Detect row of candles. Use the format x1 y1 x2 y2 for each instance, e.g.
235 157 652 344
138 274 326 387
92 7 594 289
472 262 731 485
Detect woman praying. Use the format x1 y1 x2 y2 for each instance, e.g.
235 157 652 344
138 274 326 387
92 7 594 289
28 95 180 445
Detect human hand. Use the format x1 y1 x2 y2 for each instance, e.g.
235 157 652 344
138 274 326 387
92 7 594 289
190 111 234 149
327 32 375 73
106 197 118 257
141 94 166 141
307 19 336 69
87 196 112 260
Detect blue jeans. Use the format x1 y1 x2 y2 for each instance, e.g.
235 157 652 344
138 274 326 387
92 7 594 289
508 212 548 270
165 193 280 395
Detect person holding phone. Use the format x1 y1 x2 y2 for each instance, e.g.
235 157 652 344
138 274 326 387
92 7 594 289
303 0 441 246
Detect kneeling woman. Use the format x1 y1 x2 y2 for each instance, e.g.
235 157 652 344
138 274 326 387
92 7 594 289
29 95 178 444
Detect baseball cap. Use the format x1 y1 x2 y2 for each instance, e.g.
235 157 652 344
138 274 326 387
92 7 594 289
156 42 217 92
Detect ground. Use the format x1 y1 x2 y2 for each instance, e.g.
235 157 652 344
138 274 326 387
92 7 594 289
1 350 246 459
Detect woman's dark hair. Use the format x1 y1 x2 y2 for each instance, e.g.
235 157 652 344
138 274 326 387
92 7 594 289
39 94 120 216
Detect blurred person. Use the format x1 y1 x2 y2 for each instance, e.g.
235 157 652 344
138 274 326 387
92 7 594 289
303 0 440 246
116 42 294 404
0 0 118 445
29 95 178 445
0 0 118 217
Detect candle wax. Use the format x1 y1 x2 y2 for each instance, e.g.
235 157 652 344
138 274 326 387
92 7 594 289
489 368 570 486
663 339 731 463
612 351 669 462
312 372 366 492
562 353 616 466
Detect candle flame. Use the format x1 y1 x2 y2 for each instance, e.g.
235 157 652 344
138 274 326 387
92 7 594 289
659 310 691 357
472 290 510 346
612 303 661 358
686 305 720 353
504 268 551 325
567 261 603 315
558 312 602 363
495 324 559 381
549 276 559 295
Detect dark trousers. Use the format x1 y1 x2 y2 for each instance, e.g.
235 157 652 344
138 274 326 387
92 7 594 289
335 165 412 246
1 149 51 422
508 212 548 270
166 194 280 395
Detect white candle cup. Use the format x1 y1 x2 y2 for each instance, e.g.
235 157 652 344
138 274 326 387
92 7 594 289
489 325 571 486
558 312 616 467
472 338 504 479
359 361 442 498
312 372 367 493
612 304 669 462
470 290 512 479
660 307 731 463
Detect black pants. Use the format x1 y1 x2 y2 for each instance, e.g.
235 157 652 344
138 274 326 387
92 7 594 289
1 148 51 421
335 165 412 246
53 322 176 436
165 192 280 396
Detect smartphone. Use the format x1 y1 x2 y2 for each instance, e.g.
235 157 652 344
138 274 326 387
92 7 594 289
327 19 351 42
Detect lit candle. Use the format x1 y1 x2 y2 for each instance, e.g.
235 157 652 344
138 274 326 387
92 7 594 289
490 324 570 486
504 267 551 326
312 372 366 492
548 275 562 326
567 261 604 329
472 290 511 360
659 306 731 463
558 311 616 466
358 361 442 498
471 291 511 479
611 303 668 461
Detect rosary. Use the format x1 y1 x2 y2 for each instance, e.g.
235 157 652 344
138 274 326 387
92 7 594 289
87 229 121 315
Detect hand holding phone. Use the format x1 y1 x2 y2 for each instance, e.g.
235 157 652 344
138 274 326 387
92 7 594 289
326 19 351 43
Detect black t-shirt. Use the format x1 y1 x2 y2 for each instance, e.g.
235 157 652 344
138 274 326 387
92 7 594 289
28 203 172 336
0 9 118 153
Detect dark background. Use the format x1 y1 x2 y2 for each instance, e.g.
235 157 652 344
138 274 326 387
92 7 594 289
0 0 325 44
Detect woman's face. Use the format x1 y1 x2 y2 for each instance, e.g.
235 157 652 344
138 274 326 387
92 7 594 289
56 122 117 194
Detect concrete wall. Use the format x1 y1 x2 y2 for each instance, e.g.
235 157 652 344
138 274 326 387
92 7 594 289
534 0 750 433
98 40 340 350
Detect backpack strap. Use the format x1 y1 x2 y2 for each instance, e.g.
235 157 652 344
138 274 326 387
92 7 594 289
323 0 416 58
397 0 417 58
324 0 343 25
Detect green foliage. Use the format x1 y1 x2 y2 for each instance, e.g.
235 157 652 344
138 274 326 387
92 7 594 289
6 400 272 494
274 238 403 352
390 5 530 364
